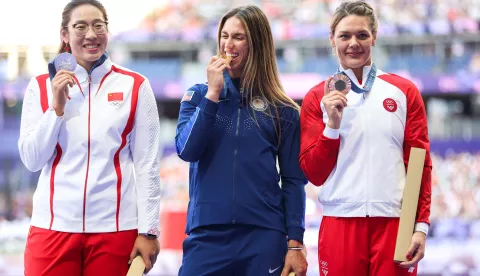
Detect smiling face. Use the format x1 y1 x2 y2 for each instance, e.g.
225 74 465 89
330 15 376 73
219 16 249 78
61 4 108 72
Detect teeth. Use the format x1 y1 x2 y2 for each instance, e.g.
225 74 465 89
226 53 239 57
85 45 98 49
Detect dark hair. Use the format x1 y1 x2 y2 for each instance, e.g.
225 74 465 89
58 0 108 54
330 1 378 35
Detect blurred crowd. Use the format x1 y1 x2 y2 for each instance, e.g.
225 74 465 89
115 0 480 42
431 152 480 221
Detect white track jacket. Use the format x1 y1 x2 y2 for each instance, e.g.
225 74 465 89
18 57 161 235
299 66 432 234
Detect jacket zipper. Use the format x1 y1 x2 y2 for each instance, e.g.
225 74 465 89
82 75 92 232
364 96 370 216
232 106 241 224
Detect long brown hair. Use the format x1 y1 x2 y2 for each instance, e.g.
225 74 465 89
217 6 300 143
58 0 109 54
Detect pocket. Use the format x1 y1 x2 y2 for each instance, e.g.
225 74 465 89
182 234 192 253
262 178 282 207
25 226 42 250
318 218 327 248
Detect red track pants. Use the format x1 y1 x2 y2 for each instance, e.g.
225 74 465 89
24 226 137 276
318 217 418 276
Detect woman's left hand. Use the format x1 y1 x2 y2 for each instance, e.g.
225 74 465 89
399 231 426 268
129 234 160 273
281 241 308 276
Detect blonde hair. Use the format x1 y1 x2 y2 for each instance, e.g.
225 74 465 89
217 6 300 143
330 1 378 35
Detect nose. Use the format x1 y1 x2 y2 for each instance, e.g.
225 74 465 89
85 26 98 39
225 38 234 50
348 37 359 47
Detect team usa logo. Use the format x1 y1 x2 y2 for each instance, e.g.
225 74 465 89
383 98 397 112
108 92 124 107
250 96 268 112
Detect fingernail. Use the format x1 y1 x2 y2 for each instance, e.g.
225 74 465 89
406 255 410 259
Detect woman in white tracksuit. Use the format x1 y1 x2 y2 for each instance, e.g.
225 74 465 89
18 1 161 275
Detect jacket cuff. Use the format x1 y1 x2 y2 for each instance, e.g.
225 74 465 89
287 227 304 244
138 222 160 237
323 126 340 139
199 96 218 116
414 222 429 235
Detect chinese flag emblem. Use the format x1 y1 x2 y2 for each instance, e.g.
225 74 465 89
108 92 123 102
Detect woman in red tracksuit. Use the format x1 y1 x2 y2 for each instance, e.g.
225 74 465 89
299 1 432 275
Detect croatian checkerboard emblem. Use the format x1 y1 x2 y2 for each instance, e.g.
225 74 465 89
383 98 397 112
108 92 124 107
250 96 267 111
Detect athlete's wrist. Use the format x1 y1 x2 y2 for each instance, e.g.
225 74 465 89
205 90 221 103
287 239 303 247
327 120 340 130
139 233 158 240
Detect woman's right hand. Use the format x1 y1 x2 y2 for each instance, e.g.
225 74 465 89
321 76 348 129
205 56 231 103
51 70 75 116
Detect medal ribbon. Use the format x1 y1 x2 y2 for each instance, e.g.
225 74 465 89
337 63 377 94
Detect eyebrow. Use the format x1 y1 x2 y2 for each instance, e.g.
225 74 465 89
72 19 105 25
221 31 246 36
337 30 369 34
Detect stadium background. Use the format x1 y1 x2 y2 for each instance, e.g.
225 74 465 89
0 0 479 275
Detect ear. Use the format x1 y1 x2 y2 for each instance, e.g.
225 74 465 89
372 33 377 46
329 32 335 48
61 28 69 44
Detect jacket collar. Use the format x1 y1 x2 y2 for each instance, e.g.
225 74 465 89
221 70 243 100
339 62 372 88
48 53 109 83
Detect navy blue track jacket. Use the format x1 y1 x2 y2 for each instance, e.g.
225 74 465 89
175 73 307 243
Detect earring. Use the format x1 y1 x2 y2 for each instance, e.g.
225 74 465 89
64 43 70 52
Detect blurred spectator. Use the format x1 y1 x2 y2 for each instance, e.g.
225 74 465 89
114 0 480 42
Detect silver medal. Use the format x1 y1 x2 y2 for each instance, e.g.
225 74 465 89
54 52 77 71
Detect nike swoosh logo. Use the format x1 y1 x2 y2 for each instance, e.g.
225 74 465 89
269 266 281 274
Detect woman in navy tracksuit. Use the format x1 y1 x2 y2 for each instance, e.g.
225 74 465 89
175 5 308 276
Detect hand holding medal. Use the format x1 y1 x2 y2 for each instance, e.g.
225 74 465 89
321 75 349 129
51 52 76 116
205 54 231 102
